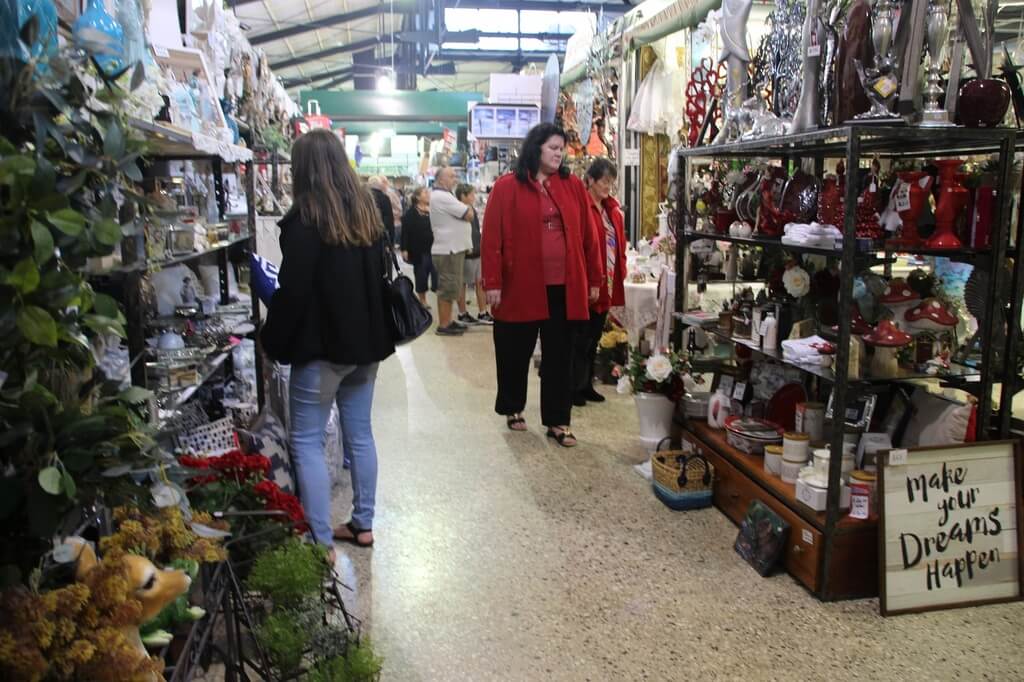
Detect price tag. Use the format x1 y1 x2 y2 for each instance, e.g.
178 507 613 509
894 182 911 212
732 381 748 401
719 375 735 395
889 448 909 466
623 148 641 166
802 529 814 545
153 45 170 59
807 44 821 58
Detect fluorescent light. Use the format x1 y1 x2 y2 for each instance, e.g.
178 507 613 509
377 74 396 92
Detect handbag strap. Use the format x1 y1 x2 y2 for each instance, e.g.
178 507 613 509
655 436 674 452
676 453 713 488
382 239 400 284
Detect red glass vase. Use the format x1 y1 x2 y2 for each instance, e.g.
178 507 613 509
888 171 932 247
927 160 968 249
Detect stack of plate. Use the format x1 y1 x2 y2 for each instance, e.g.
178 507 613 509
724 416 784 455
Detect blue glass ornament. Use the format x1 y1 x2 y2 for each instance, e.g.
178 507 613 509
73 0 125 75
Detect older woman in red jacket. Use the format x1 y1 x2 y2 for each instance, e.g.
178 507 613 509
481 123 602 447
573 158 627 406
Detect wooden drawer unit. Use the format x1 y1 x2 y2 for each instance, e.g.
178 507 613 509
699 443 823 593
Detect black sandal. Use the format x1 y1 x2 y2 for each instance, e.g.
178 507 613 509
545 427 578 448
332 521 374 547
506 415 527 431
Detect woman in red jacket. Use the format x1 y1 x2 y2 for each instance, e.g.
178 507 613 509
481 123 602 447
572 158 627 405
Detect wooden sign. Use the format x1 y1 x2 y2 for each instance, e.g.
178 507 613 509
878 441 1023 616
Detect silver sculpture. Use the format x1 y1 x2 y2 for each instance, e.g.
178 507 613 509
819 0 845 127
713 0 755 144
921 0 953 126
792 0 824 132
853 0 902 121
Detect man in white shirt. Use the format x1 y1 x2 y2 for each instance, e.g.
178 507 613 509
430 166 474 335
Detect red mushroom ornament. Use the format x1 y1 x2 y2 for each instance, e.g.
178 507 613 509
863 319 912 378
878 278 921 329
904 298 958 333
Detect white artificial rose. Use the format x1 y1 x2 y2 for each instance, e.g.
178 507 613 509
645 354 674 383
783 266 811 298
616 375 633 395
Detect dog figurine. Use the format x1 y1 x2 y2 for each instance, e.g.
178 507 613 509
67 537 192 680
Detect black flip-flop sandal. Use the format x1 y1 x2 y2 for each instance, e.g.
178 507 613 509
546 428 578 448
333 521 374 547
506 415 527 431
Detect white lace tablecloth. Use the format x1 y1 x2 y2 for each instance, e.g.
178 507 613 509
611 270 675 348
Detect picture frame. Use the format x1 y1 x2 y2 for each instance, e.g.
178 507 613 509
880 386 915 445
878 440 1024 616
825 390 878 430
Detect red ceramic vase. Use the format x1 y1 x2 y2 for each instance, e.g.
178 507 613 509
958 79 1011 128
888 171 932 247
927 160 968 249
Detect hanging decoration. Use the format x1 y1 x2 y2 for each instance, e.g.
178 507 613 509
686 58 725 147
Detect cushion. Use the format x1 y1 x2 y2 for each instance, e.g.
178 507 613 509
246 407 293 494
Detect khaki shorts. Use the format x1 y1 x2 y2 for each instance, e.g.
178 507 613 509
432 251 466 302
463 256 481 286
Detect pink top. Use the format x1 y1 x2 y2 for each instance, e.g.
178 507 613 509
538 181 566 285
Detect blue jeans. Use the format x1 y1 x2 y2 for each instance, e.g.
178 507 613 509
289 361 379 546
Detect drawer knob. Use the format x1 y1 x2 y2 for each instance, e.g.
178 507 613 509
793 545 804 554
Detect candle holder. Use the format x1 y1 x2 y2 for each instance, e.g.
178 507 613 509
921 0 954 126
852 0 902 122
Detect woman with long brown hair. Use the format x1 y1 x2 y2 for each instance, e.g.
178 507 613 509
262 128 395 561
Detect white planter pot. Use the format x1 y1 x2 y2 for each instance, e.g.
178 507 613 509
635 392 675 451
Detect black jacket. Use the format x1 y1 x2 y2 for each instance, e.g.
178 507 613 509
261 208 396 366
371 188 395 243
399 208 433 260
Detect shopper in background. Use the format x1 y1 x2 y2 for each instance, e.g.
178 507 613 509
573 158 626 406
367 176 396 246
430 166 474 336
262 129 394 561
481 122 601 447
400 186 437 309
455 183 493 325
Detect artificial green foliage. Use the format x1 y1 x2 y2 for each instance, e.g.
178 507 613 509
256 610 308 674
247 538 329 607
306 638 384 682
0 44 157 583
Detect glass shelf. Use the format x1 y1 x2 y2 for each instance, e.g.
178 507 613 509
678 314 982 385
681 230 989 264
676 125 1016 159
85 234 252 277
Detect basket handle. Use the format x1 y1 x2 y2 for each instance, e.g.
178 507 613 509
655 436 675 452
676 453 713 488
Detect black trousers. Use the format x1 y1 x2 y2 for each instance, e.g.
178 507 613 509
572 309 607 393
493 285 575 427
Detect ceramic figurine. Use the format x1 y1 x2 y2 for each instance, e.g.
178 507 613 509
863 319 912 378
887 171 933 247
835 0 875 123
792 0 824 133
713 0 754 145
853 0 901 121
927 159 969 248
878 278 921 328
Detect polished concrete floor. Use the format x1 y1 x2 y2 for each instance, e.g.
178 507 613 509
329 311 1024 681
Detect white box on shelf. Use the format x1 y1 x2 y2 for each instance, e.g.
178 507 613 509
795 480 851 511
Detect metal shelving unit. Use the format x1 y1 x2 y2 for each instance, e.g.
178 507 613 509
673 125 1021 600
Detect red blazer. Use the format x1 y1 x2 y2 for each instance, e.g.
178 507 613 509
589 196 627 313
482 172 602 322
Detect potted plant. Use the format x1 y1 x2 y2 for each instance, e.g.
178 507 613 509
615 347 690 451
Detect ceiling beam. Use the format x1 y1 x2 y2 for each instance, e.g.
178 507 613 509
442 0 628 13
249 4 384 46
436 49 559 63
282 66 354 89
226 0 261 6
270 37 381 72
320 73 354 90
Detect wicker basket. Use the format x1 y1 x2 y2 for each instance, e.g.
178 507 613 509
651 437 715 510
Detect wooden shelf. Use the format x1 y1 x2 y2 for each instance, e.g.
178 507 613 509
686 420 875 534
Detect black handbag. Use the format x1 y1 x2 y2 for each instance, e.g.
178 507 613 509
382 243 432 344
